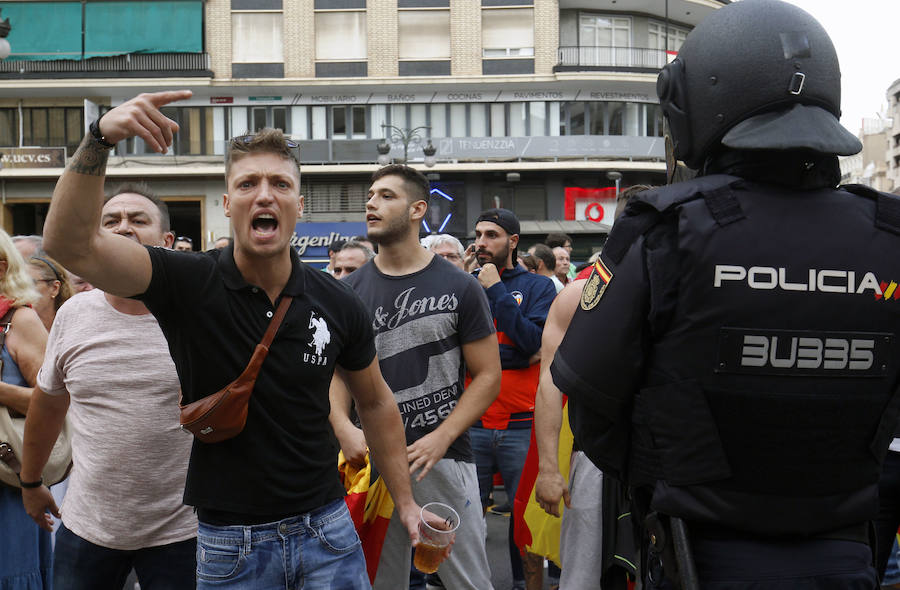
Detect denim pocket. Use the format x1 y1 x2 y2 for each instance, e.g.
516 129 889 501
197 541 243 580
314 507 362 555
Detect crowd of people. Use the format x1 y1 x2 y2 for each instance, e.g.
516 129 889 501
8 3 900 589
0 92 620 589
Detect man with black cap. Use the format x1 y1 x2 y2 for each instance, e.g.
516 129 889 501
470 208 557 589
551 1 900 588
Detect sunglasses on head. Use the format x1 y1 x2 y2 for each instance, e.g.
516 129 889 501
231 134 301 162
176 236 193 244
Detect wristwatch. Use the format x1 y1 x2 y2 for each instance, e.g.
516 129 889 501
89 113 115 149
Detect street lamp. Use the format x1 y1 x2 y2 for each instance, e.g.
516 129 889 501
606 170 622 200
377 124 437 167
0 10 11 61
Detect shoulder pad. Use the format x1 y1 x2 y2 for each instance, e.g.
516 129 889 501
632 174 742 213
603 175 743 265
841 183 882 201
843 184 900 236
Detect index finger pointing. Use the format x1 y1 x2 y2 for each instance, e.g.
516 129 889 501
146 90 193 107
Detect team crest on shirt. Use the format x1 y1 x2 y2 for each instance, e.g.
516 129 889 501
304 311 330 366
511 291 524 305
581 259 613 311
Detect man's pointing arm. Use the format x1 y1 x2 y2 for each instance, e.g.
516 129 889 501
43 90 192 298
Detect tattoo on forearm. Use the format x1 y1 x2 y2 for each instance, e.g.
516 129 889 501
69 134 110 176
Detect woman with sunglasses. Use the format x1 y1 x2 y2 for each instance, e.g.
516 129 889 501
0 230 50 589
28 255 75 332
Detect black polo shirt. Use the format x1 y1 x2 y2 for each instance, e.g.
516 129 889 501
138 245 375 523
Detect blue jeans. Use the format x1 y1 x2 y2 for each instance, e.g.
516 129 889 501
53 523 195 590
470 424 531 584
196 498 370 589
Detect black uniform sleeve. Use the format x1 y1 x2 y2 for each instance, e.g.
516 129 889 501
550 230 652 478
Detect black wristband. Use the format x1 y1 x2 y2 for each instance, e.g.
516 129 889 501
89 112 115 149
19 476 43 489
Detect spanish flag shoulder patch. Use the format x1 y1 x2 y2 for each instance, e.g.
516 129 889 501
580 258 613 311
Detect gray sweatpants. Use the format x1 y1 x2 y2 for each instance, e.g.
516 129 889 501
373 459 494 590
559 450 604 590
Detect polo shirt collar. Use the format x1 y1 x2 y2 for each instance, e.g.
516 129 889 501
217 244 306 297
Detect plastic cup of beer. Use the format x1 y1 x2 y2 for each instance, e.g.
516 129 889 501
413 502 460 574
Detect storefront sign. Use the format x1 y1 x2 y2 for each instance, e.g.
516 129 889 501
292 222 366 267
564 187 617 223
114 83 657 108
0 147 66 169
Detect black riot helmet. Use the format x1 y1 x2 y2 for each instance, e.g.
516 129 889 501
657 0 861 170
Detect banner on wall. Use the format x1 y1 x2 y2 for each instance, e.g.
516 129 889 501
564 187 617 223
292 222 366 268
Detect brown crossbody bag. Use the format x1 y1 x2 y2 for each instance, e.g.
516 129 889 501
180 296 293 443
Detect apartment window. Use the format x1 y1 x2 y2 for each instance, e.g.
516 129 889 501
470 104 488 137
332 106 367 139
490 103 506 137
332 107 347 138
371 105 388 133
509 103 527 136
160 107 216 155
22 107 83 154
482 8 534 57
311 107 327 139
529 102 546 136
0 109 18 146
248 106 288 132
648 22 689 52
449 104 466 137
410 105 427 131
399 10 450 59
609 102 640 136
579 14 630 66
429 105 447 137
316 11 366 60
390 105 408 130
588 103 605 135
233 12 284 62
561 102 585 135
646 104 664 137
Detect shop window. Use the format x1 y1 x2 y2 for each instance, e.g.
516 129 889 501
0 109 18 146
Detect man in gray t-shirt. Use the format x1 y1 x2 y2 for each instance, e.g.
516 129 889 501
21 185 196 590
332 165 500 590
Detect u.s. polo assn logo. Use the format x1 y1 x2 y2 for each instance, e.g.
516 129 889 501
304 311 330 366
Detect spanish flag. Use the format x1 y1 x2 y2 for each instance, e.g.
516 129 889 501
338 452 394 584
512 397 574 567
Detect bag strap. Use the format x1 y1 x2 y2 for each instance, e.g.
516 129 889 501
260 296 293 350
0 306 16 351
228 296 293 386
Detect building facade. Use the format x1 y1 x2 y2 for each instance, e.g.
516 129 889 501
0 0 727 261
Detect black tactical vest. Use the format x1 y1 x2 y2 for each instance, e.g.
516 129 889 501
609 174 900 536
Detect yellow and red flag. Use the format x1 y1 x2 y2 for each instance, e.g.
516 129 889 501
513 397 574 567
338 452 394 584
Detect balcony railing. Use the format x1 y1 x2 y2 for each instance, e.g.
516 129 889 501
557 46 668 70
0 52 211 76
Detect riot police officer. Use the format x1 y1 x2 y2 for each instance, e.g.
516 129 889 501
550 1 900 588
